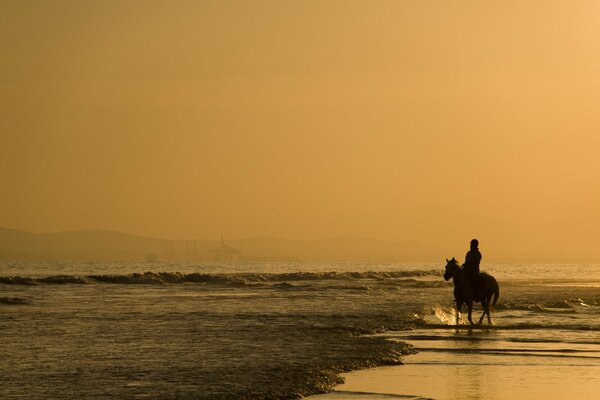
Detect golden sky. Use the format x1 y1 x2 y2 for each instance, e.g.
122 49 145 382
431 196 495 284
2 1 600 258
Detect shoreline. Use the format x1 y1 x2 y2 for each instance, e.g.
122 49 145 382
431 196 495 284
307 326 600 400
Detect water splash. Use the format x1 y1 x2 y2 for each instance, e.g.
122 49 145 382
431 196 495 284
431 305 457 325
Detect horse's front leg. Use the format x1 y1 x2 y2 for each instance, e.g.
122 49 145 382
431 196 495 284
456 301 463 325
467 301 474 325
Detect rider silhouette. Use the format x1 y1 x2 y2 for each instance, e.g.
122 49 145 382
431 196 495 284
464 239 482 301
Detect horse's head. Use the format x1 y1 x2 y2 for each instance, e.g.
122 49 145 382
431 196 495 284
443 257 460 281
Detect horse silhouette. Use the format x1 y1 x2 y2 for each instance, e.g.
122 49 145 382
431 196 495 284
444 257 500 325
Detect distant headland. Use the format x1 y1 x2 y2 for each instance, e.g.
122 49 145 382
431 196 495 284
0 227 445 263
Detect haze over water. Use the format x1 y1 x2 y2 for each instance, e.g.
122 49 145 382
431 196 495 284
2 1 600 260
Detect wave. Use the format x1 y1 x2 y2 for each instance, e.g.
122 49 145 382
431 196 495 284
495 301 570 311
392 334 600 345
419 346 600 354
569 298 600 307
495 298 600 312
395 279 446 288
0 270 441 286
325 391 434 400
416 347 600 361
0 297 28 305
495 303 572 314
37 275 91 284
421 323 600 331
246 270 442 281
0 276 37 285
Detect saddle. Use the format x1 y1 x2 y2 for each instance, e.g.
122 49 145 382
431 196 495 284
471 273 486 302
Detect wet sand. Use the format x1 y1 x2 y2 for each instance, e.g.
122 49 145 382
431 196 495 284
309 327 600 400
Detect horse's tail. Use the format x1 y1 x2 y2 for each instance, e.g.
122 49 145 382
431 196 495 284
491 280 500 308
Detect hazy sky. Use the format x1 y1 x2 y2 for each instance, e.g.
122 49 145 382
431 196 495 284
2 1 600 258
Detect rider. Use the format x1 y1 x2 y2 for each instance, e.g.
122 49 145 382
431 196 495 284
464 239 482 301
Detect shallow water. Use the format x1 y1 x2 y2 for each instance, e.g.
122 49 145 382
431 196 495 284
1 261 599 399
310 264 600 400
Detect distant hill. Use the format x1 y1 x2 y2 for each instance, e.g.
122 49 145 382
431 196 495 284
0 227 164 261
0 227 447 263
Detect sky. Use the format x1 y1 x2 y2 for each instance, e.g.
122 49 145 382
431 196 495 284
2 1 600 259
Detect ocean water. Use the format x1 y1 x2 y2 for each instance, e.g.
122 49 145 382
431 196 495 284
1 261 599 399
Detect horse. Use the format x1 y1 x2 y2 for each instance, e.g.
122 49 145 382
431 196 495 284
443 257 500 325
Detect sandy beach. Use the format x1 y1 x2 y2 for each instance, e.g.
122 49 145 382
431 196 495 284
309 326 600 400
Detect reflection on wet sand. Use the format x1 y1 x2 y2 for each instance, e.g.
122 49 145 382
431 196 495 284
312 327 600 400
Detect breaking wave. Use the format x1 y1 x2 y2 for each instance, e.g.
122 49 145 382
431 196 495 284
495 298 600 312
0 297 28 305
0 270 441 286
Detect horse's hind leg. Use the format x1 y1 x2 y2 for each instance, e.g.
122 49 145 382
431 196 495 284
487 301 494 325
478 301 488 325
467 302 474 325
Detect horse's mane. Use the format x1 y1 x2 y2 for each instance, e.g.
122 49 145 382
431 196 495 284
449 257 461 266
448 257 467 273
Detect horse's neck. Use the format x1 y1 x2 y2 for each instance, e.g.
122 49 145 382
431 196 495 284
452 268 469 286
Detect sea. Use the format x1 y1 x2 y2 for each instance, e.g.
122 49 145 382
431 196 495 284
1 261 599 399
